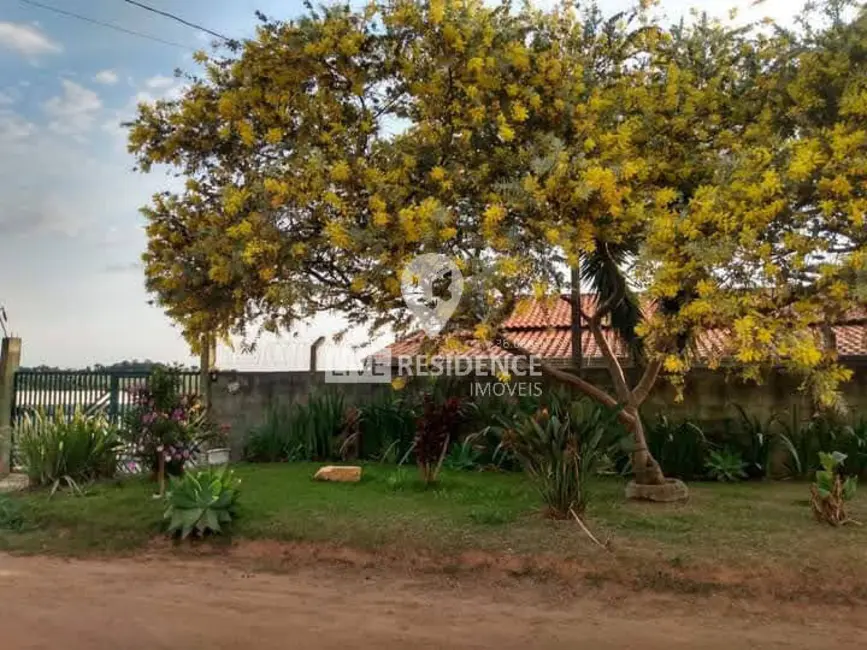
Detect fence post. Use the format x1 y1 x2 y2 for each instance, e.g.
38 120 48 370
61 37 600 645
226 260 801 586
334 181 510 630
108 374 120 425
310 336 326 373
0 337 22 476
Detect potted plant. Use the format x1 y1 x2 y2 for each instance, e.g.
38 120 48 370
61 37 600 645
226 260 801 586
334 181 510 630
202 422 231 466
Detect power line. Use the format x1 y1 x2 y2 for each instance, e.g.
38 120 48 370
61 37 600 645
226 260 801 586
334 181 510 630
17 0 193 50
120 0 234 43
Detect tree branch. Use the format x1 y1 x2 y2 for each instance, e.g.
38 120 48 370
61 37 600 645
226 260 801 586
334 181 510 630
587 319 632 403
631 357 662 406
499 337 636 428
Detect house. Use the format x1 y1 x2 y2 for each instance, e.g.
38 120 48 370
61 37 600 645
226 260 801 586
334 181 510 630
381 294 867 367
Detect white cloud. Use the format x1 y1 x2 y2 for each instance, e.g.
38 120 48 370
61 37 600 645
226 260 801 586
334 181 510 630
43 80 103 136
93 70 119 85
0 22 61 58
0 89 17 105
0 110 35 141
132 75 186 107
145 75 176 90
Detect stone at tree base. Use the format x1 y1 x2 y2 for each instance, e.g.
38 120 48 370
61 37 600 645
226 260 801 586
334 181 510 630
625 478 689 502
314 466 362 483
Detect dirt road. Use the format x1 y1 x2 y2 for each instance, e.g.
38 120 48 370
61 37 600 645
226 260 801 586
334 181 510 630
1 552 865 649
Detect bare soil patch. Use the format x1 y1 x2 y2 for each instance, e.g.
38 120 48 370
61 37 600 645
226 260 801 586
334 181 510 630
1 551 866 650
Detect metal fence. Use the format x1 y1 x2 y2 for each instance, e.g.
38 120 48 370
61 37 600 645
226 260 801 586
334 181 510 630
9 370 201 471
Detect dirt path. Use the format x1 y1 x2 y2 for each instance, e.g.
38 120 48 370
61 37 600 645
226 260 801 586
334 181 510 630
0 553 865 650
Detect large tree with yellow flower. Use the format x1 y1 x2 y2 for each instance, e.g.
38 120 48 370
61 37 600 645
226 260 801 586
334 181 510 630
129 0 867 487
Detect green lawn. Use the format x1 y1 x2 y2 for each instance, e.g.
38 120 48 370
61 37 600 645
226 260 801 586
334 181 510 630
2 463 865 592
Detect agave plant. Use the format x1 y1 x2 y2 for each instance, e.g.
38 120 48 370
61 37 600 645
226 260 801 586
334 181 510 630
164 466 241 539
705 448 748 482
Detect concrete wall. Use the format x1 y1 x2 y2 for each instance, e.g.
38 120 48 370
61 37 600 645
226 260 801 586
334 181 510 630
211 363 867 458
210 372 390 458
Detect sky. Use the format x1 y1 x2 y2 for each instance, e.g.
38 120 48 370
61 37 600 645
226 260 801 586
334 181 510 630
0 0 805 370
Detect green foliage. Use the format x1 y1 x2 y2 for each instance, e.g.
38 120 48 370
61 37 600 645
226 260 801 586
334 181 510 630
121 365 214 475
500 397 625 517
18 409 121 494
164 466 241 539
244 390 349 462
705 449 748 483
354 391 417 462
810 451 858 526
643 415 709 482
815 452 856 499
464 392 541 471
729 404 779 479
444 437 483 472
296 390 347 460
0 495 25 531
385 467 411 492
244 404 295 462
778 410 867 479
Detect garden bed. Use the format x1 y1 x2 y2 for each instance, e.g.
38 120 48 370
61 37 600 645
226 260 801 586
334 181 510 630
1 463 865 599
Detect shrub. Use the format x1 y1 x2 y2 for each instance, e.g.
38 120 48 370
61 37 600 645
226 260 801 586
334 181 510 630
297 390 347 460
501 397 624 518
705 448 748 482
414 394 463 485
352 391 417 462
829 420 867 479
18 409 121 494
443 437 483 471
244 390 350 462
122 366 215 476
245 404 295 462
643 415 708 481
164 466 241 539
729 404 779 479
464 393 539 471
810 451 858 526
778 410 866 479
0 495 24 530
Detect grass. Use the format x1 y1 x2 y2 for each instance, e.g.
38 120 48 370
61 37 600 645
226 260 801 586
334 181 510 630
1 463 865 589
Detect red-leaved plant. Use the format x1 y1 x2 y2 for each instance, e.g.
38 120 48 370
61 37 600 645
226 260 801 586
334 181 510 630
414 394 463 485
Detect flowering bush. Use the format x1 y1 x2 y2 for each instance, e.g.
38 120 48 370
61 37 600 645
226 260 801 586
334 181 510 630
121 366 223 476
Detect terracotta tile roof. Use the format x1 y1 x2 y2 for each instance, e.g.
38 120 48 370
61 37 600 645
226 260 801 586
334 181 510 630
379 296 867 364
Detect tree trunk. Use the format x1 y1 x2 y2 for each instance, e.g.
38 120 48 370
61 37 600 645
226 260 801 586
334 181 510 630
505 337 669 487
570 265 583 374
626 407 666 485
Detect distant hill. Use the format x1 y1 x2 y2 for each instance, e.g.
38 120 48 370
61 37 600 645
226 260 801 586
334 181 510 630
19 360 198 373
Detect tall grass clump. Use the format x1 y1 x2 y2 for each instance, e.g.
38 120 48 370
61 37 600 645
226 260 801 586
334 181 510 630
642 415 708 481
18 409 121 494
350 391 417 462
245 390 348 462
500 396 625 518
